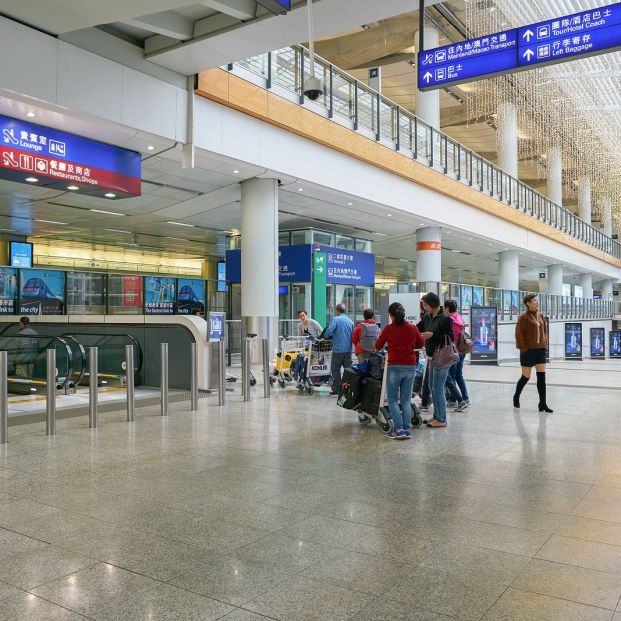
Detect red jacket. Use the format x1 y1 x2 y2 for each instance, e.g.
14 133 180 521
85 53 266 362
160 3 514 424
352 319 378 354
375 321 424 366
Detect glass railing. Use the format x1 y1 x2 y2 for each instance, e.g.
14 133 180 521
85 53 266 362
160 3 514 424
63 333 142 386
0 335 75 393
227 46 621 260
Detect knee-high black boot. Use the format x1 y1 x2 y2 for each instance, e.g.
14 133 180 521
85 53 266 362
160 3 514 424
513 375 529 408
536 372 553 413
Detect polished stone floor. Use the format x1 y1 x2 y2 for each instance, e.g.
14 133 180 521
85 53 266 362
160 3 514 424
1 363 621 620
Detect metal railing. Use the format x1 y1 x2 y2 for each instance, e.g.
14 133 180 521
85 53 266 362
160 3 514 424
228 46 621 261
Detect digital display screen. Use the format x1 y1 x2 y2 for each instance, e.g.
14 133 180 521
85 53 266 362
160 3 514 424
278 285 289 296
610 331 621 358
590 328 605 358
217 261 227 292
470 306 498 364
9 241 33 268
565 322 582 359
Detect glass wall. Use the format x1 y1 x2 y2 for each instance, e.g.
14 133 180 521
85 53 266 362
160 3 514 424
66 272 105 314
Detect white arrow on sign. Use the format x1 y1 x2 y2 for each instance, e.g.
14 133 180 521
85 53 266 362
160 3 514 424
523 49 535 61
316 266 324 273
423 71 432 83
523 29 534 42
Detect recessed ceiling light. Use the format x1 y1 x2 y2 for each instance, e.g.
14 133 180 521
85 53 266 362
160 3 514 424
347 202 353 206
25 177 38 183
104 193 116 198
298 188 304 192
469 237 473 240
147 145 155 151
419 223 425 226
67 185 79 191
26 112 36 118
233 169 240 174
90 209 125 216
35 219 67 225
388 213 392 217
166 221 195 227
488 243 493 246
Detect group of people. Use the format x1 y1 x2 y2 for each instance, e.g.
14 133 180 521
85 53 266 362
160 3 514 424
298 290 553 440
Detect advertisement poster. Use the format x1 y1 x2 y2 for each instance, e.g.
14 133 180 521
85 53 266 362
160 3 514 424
177 279 205 315
470 306 498 364
461 286 473 309
473 286 483 307
208 312 225 341
610 331 621 358
0 267 18 314
502 290 512 315
9 241 33 268
122 276 143 308
144 277 176 315
590 328 605 358
511 291 520 314
565 322 583 360
19 269 65 315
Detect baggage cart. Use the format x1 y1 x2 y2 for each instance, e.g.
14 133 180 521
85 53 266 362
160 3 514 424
274 335 308 388
296 339 333 394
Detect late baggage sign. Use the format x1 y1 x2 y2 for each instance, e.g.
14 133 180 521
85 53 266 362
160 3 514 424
419 1 621 90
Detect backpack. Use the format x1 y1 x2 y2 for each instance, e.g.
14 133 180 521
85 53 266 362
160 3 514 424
359 322 381 352
457 329 473 354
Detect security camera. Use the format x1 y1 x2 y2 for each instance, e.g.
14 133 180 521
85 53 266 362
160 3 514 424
303 76 323 101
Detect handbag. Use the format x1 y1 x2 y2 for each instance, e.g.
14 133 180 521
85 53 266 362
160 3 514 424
430 335 460 369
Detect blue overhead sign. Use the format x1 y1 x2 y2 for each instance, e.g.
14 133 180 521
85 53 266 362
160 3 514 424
256 0 291 15
419 1 621 90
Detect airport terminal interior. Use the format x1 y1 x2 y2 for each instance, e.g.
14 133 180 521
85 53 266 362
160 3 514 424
0 0 620 619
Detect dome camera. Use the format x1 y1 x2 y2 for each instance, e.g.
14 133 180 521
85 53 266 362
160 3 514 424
303 76 323 101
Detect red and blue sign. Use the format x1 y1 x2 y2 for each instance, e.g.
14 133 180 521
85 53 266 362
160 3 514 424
0 115 141 197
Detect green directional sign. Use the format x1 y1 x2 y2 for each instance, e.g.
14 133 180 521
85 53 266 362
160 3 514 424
313 252 327 328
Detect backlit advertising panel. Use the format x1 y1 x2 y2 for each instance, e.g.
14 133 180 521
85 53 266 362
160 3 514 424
565 322 583 359
144 277 176 315
19 268 65 315
122 276 143 308
610 331 621 358
590 327 605 358
470 306 498 364
0 267 18 314
177 278 205 315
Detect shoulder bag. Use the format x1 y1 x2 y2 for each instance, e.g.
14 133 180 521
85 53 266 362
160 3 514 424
430 334 460 369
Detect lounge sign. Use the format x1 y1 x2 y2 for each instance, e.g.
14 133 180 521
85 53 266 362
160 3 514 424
0 115 141 197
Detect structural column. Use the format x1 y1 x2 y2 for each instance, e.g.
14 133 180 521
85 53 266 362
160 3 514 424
496 102 518 178
498 250 519 291
547 264 563 296
546 146 563 206
416 227 441 283
241 177 279 355
578 177 592 224
602 279 614 301
602 198 613 238
415 26 440 129
579 272 593 299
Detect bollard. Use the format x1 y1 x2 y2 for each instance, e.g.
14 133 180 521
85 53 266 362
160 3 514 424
0 351 7 444
125 344 135 422
218 338 226 406
190 342 198 411
46 348 56 436
242 337 251 403
88 347 98 429
161 342 169 417
262 338 271 399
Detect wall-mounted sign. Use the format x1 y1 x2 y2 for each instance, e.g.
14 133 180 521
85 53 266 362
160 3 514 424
565 322 583 360
472 286 483 307
217 261 227 292
144 277 176 315
177 278 205 315
610 331 621 358
0 115 141 197
419 2 621 90
256 0 291 15
122 276 143 308
0 268 17 314
9 241 33 268
312 252 327 328
19 268 65 315
470 306 498 364
319 245 375 286
208 312 225 341
590 327 605 359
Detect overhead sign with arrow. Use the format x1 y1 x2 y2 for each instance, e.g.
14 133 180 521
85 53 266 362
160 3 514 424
419 1 621 91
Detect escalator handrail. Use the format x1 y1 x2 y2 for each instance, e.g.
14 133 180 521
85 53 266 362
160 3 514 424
59 335 87 386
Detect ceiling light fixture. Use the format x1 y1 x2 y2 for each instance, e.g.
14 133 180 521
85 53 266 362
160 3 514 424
35 219 67 225
347 202 353 206
67 185 79 191
233 169 240 174
90 209 125 216
104 228 131 234
298 188 304 192
26 112 36 118
147 145 155 151
25 177 38 183
104 193 116 199
166 221 195 227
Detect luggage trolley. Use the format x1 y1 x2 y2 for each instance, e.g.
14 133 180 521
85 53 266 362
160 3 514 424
297 338 333 395
274 335 308 388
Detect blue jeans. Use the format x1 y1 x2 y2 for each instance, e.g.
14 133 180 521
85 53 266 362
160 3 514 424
445 366 463 403
429 364 450 423
450 354 468 400
386 365 416 431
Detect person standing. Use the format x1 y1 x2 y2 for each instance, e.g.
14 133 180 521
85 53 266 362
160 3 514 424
444 300 470 411
323 303 354 395
296 310 323 338
16 317 38 379
375 302 424 440
351 308 380 363
418 293 454 428
513 294 553 412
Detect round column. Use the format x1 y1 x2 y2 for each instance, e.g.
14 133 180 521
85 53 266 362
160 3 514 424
602 279 614 301
578 177 592 224
579 273 593 299
546 146 563 206
497 102 518 178
548 264 563 296
416 227 441 284
416 26 440 129
499 250 519 291
602 198 613 238
241 177 279 355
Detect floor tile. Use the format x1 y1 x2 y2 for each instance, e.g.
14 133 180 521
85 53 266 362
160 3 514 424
558 516 621 547
0 527 47 556
482 588 614 621
536 535 621 574
462 520 551 556
243 575 375 621
0 592 90 620
350 597 457 620
221 610 277 621
479 503 566 535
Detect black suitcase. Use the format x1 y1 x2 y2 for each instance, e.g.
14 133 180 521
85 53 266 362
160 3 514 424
337 368 363 410
359 377 383 415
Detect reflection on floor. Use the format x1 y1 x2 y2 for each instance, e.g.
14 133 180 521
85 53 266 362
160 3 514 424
0 361 620 620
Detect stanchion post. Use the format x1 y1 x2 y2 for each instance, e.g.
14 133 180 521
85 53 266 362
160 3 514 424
218 338 226 406
46 348 56 436
243 337 251 402
262 338 271 399
190 342 198 411
88 347 98 429
0 351 7 444
125 344 135 422
161 342 169 416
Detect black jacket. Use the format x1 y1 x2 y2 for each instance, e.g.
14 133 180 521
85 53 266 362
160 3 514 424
417 312 454 357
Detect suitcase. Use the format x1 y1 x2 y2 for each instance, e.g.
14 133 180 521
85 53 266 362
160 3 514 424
337 367 363 410
359 377 383 416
